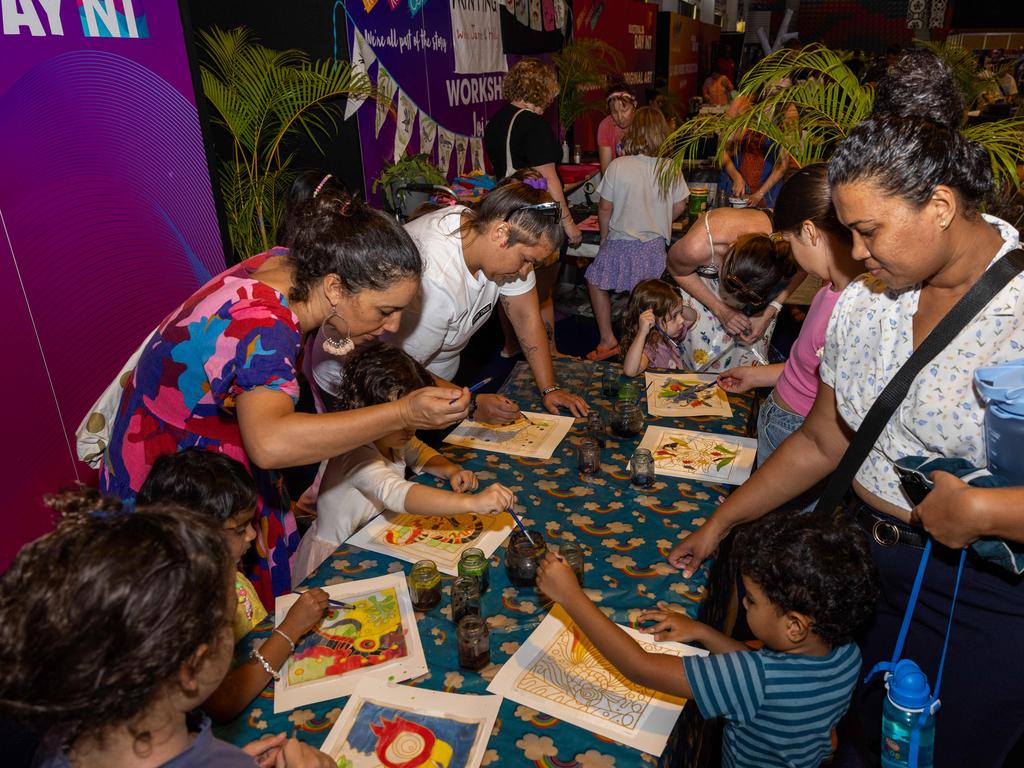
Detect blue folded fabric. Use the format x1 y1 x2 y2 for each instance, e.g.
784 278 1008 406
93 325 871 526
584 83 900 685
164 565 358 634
895 456 1022 574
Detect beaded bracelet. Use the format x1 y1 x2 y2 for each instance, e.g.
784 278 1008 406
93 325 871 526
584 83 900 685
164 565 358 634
251 648 281 681
768 299 784 314
273 628 296 652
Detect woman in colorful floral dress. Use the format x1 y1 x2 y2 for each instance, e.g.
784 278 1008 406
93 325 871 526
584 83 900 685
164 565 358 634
99 190 471 603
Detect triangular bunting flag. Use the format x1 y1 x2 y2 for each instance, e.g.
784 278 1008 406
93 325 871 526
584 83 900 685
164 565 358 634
469 137 485 172
394 89 417 162
345 27 378 121
376 68 396 138
419 114 438 158
455 134 469 175
437 126 456 176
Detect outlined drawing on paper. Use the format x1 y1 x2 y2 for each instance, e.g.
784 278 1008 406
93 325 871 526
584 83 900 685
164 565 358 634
636 426 757 487
444 412 575 459
516 625 670 730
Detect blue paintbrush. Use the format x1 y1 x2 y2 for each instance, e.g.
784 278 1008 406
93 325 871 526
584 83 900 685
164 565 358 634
507 506 536 545
450 376 492 404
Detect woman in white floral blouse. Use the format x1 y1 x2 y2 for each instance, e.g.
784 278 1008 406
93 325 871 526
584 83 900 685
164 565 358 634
667 51 1024 767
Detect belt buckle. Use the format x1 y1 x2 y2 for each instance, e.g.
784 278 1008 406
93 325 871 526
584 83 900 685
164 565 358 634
872 519 900 547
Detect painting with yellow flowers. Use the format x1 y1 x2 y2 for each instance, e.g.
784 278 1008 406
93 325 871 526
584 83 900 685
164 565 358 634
487 605 707 755
320 680 500 768
273 573 427 712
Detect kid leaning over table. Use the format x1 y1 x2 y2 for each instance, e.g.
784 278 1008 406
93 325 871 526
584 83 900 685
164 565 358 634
536 510 878 768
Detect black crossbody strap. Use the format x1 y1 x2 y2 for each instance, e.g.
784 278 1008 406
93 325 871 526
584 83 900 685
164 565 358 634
817 248 1024 513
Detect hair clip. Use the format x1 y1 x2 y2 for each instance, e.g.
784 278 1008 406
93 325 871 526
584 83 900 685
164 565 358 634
523 177 548 191
768 231 785 244
313 174 333 198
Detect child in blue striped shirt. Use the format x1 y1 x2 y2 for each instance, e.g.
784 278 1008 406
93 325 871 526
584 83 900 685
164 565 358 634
537 509 878 768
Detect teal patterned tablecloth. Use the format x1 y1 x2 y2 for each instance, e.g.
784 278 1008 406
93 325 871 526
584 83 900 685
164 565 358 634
217 359 754 766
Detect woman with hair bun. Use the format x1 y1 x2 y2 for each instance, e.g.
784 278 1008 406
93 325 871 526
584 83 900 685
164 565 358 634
380 170 589 423
100 185 472 603
670 50 1024 767
667 206 800 372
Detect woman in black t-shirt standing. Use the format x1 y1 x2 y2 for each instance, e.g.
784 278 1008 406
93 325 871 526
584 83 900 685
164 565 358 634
484 58 582 356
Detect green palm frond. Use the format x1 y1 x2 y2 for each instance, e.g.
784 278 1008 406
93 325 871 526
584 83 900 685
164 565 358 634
658 43 1022 196
553 38 625 137
916 39 991 110
199 26 374 258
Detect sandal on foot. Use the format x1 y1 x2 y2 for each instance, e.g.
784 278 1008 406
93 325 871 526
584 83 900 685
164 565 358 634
586 344 621 361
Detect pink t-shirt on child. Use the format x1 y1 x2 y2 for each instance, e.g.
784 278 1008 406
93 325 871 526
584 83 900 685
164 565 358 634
774 284 843 417
597 116 625 156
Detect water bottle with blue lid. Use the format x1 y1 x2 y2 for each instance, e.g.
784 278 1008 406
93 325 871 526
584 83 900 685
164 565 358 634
881 659 935 767
974 359 1024 485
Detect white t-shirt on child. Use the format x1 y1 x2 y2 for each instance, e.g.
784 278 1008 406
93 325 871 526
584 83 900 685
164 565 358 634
598 155 689 242
291 437 438 584
387 205 536 380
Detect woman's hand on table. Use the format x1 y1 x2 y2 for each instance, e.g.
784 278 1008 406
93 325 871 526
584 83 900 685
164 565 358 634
474 394 520 424
542 388 589 417
448 468 478 493
281 588 329 639
398 386 470 430
715 304 752 338
465 483 515 515
536 552 583 603
910 471 986 549
717 366 758 393
638 602 706 643
667 519 725 577
564 218 583 248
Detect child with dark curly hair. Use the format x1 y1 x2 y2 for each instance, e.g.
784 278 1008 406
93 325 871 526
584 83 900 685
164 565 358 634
293 342 515 583
537 509 878 768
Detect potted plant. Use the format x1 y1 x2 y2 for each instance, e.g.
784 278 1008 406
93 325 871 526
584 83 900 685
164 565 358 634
660 43 1024 199
198 26 373 259
372 153 448 215
552 37 624 144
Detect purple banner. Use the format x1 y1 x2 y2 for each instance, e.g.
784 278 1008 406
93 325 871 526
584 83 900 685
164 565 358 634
334 0 510 200
0 0 223 567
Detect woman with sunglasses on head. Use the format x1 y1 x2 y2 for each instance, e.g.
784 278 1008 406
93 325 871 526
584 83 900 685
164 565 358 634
716 164 862 471
100 182 471 606
382 170 588 424
670 51 1024 767
667 206 801 372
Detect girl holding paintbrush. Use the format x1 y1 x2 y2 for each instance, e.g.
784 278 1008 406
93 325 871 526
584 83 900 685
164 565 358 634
293 343 515 584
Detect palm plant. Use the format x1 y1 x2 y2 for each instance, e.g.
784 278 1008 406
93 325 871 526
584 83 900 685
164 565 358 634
660 43 1024 197
199 26 374 259
552 38 624 141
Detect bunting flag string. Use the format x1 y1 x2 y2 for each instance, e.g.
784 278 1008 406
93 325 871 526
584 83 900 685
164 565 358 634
344 26 377 120
419 114 438 157
437 126 456 174
394 89 417 161
375 68 396 138
454 135 469 176
469 137 485 173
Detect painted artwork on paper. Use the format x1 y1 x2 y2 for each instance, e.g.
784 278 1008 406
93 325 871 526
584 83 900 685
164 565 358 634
346 511 513 575
274 574 427 712
644 372 732 418
636 426 757 486
320 680 501 768
487 606 707 755
444 412 575 459
287 588 407 687
336 701 481 768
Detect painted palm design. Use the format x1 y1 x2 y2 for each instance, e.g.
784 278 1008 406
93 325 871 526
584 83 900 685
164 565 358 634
658 378 717 408
654 436 739 476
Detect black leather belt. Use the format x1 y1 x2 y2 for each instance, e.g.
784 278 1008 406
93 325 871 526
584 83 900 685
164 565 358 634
854 503 928 550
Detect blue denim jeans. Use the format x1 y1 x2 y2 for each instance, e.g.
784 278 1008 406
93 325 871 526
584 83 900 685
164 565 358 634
756 391 805 465
756 392 819 511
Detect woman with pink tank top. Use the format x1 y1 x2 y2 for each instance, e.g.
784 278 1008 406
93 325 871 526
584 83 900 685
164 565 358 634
716 165 863 471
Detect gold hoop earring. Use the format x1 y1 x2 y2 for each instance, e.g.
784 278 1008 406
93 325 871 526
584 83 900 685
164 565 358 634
321 294 354 356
